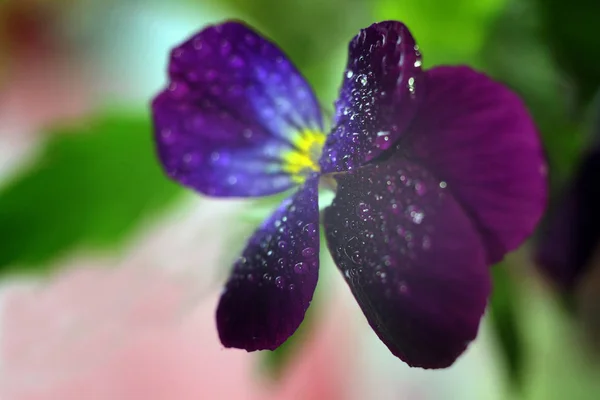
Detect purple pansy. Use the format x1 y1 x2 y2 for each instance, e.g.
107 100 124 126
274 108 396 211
535 120 600 291
151 20 547 369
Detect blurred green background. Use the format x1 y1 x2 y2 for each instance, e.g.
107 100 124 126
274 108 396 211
1 0 600 398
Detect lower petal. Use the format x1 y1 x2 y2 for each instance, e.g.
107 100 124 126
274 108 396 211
324 159 490 368
216 175 320 351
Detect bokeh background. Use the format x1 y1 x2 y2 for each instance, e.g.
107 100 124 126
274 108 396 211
1 0 600 399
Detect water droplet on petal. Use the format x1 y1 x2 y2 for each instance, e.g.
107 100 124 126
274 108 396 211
303 223 317 238
356 202 374 221
350 250 362 264
422 235 432 250
398 282 410 295
294 262 307 274
407 205 424 224
243 128 253 139
275 276 285 289
414 181 427 196
301 247 316 258
374 131 392 150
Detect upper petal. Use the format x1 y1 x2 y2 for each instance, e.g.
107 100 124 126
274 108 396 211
405 66 547 263
319 21 423 173
324 158 490 369
216 175 320 351
535 149 600 290
152 21 323 197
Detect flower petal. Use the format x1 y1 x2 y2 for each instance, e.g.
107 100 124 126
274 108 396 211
405 66 547 263
319 21 423 173
323 159 490 369
535 149 600 290
152 21 323 197
216 175 320 350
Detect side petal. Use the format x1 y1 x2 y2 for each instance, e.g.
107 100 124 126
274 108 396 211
535 149 600 290
152 21 323 197
319 21 423 173
216 175 320 351
405 66 547 263
324 159 490 369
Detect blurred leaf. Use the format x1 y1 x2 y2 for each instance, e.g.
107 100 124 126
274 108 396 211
0 113 183 275
375 0 505 67
534 0 600 112
519 281 600 400
489 263 524 390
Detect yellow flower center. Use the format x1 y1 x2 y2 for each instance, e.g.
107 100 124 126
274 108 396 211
281 129 326 183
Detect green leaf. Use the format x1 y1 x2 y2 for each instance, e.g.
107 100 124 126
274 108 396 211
489 263 525 390
534 0 600 111
0 112 183 275
375 0 506 67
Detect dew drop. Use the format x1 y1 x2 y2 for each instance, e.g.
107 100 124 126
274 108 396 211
414 181 427 196
407 77 416 95
278 240 288 250
407 205 424 224
350 250 362 264
244 33 256 46
398 282 410 295
356 202 374 221
229 55 244 68
346 70 354 79
358 74 368 86
301 247 316 258
376 271 387 282
205 69 218 80
275 276 285 289
288 284 296 291
294 262 307 274
422 235 432 250
303 223 317 238
374 131 392 150
439 181 447 189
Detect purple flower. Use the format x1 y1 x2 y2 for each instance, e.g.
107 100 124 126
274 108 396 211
535 120 600 291
151 20 547 369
